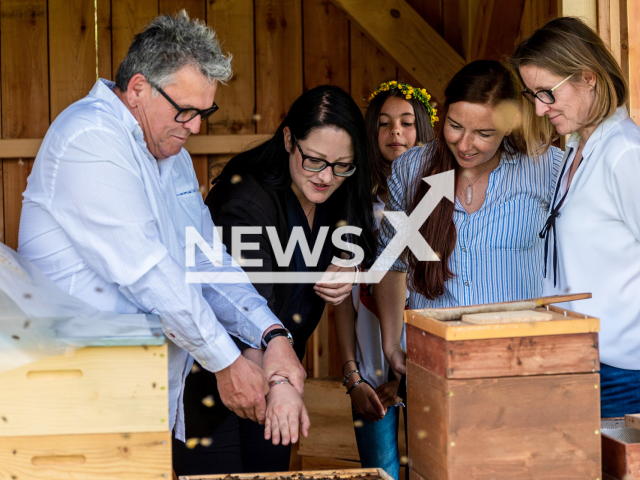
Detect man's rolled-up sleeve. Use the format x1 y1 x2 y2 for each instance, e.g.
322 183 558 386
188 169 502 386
195 191 283 350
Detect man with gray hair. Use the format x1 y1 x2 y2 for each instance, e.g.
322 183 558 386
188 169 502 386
18 12 305 444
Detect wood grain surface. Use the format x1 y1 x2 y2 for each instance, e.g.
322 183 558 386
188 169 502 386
0 345 169 437
349 23 397 112
111 0 158 77
48 0 96 121
296 378 360 461
96 0 112 81
405 305 599 341
461 310 552 324
332 0 465 103
207 0 256 135
0 431 171 480
406 361 449 480
408 361 601 479
255 0 303 134
303 0 350 91
406 324 599 379
1 0 49 250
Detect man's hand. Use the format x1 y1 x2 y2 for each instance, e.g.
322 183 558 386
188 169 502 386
215 354 269 423
263 329 307 397
264 379 311 445
314 263 356 306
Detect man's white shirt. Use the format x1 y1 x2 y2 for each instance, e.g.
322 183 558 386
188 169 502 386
18 79 280 440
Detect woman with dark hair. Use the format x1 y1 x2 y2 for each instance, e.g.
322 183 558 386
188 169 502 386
335 81 436 480
374 60 564 379
510 17 640 418
173 84 376 476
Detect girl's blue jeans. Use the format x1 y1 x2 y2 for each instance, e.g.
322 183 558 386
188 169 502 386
352 405 407 480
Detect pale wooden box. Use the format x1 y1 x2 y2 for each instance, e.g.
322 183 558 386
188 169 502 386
0 344 169 437
405 301 602 479
0 342 171 479
0 430 172 480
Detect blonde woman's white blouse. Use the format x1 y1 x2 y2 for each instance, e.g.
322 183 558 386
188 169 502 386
543 106 640 370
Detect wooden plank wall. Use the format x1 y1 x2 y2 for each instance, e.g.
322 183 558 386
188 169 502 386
0 0 561 377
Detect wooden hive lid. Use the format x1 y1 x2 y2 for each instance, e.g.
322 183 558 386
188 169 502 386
405 294 599 341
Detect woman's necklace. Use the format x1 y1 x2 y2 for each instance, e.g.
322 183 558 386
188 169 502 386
304 203 316 224
463 161 492 205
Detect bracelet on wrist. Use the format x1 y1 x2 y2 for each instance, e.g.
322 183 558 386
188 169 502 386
268 377 291 388
346 378 371 395
342 359 357 374
342 369 360 386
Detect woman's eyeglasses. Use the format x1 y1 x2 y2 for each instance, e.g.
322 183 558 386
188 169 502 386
293 137 356 177
521 73 573 105
148 80 219 123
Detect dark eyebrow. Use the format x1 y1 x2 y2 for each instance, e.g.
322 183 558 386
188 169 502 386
447 115 495 132
306 147 354 161
380 112 415 117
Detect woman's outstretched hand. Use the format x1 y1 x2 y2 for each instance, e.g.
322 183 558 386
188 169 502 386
264 377 311 445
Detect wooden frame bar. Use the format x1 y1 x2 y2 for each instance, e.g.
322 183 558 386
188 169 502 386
0 135 272 158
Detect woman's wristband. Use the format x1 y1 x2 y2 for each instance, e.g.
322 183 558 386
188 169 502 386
342 359 357 373
269 377 291 388
343 368 360 386
352 263 361 286
346 378 371 395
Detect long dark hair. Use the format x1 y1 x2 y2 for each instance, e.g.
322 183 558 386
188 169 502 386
407 60 527 299
365 86 435 195
214 85 376 267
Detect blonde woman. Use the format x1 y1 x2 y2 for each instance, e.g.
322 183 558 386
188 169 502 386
510 16 640 417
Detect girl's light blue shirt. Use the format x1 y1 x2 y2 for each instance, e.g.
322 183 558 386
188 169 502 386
377 141 564 309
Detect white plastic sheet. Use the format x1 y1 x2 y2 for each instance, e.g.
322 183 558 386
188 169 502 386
0 242 163 373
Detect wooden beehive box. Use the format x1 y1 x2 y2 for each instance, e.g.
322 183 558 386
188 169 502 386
0 341 172 479
405 297 602 480
180 467 394 480
601 414 640 479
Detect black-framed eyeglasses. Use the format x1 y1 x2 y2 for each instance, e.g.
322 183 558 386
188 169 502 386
293 137 356 177
521 74 573 105
148 80 219 123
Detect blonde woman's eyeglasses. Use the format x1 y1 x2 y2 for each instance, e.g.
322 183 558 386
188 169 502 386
521 73 574 105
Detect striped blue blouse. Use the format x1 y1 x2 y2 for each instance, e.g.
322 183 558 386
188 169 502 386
378 141 564 309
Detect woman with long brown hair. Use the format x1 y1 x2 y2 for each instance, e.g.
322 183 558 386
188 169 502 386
510 17 640 418
374 60 564 376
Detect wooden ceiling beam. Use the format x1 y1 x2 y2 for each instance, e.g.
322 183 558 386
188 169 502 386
330 0 465 103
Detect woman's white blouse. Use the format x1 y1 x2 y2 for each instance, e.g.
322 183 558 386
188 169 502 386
543 106 640 370
378 141 564 310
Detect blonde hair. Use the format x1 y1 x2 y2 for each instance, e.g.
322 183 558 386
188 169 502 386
509 16 627 157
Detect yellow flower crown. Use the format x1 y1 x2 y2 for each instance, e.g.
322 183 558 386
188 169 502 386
368 81 438 127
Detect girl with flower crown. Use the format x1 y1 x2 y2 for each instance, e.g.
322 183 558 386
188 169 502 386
334 80 435 480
